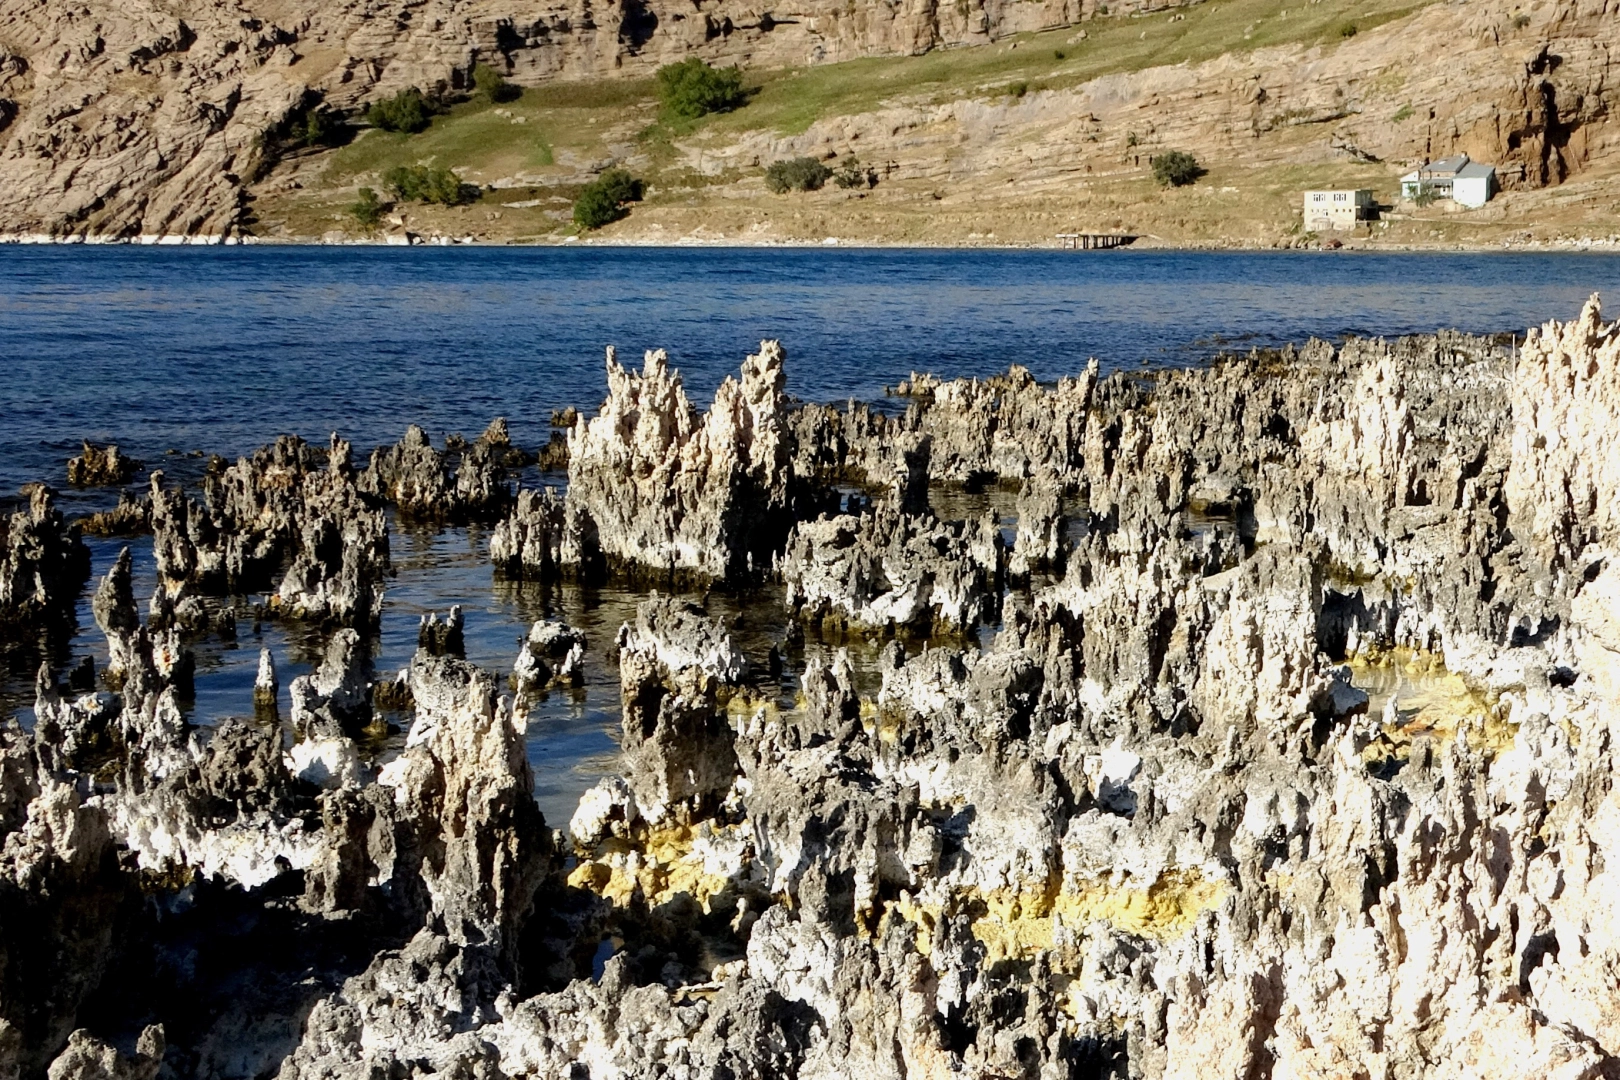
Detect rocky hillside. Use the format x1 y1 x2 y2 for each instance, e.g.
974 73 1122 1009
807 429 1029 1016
0 0 1165 239
1 0 1617 242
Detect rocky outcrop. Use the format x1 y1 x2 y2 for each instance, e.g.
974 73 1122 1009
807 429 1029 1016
613 596 744 823
512 618 586 699
6 567 561 1074
145 435 390 627
16 302 1620 1079
76 489 152 538
285 629 372 790
66 442 142 488
272 507 389 627
780 503 1004 632
417 605 466 659
5 0 1620 244
1009 473 1065 579
46 1026 164 1080
792 363 1097 491
488 488 570 580
0 718 129 1080
1505 294 1620 573
361 421 514 522
0 0 1137 241
0 485 91 638
382 650 555 960
0 0 308 239
561 341 802 582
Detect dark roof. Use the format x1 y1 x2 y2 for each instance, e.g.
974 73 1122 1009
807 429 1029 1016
1401 153 1495 181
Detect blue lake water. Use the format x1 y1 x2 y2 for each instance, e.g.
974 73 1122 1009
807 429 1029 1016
8 246 1620 494
5 244 1620 822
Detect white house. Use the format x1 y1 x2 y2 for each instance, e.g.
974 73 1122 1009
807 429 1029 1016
1400 154 1497 208
1303 189 1374 231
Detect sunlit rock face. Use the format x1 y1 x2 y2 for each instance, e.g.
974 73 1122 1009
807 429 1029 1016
10 301 1620 1079
558 340 812 583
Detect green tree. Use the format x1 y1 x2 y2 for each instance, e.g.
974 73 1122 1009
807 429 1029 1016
596 168 644 206
384 165 469 205
655 58 747 120
351 187 385 228
765 157 832 193
367 88 433 134
573 168 645 229
472 63 519 104
1152 150 1204 187
300 108 336 147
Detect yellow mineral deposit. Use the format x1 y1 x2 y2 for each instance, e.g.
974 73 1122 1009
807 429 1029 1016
568 822 741 911
887 869 1227 965
1349 646 1514 765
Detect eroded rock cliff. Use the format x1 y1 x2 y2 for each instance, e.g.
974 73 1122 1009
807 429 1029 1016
0 0 1121 239
11 0 1620 243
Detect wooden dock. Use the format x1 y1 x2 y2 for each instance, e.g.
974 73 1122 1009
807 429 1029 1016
1056 233 1138 250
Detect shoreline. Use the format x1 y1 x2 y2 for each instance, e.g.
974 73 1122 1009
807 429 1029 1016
7 231 1620 253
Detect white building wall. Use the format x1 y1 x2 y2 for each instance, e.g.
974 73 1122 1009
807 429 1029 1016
1452 175 1493 208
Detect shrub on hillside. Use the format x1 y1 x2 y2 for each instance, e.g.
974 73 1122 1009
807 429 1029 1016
1336 21 1358 38
351 187 385 228
765 157 832 193
298 107 340 147
655 58 747 119
384 165 470 205
367 88 434 134
833 156 876 190
1152 150 1204 187
573 168 645 229
472 63 520 104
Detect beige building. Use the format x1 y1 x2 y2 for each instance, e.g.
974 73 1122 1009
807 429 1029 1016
1303 189 1374 231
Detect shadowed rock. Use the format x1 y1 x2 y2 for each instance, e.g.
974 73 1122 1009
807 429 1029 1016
0 485 91 636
